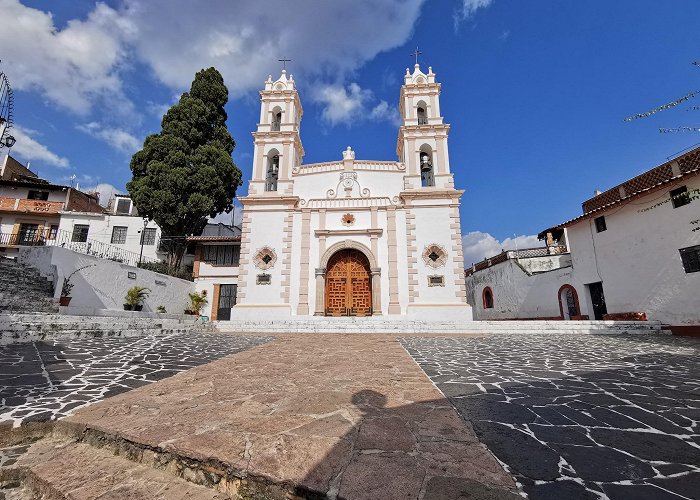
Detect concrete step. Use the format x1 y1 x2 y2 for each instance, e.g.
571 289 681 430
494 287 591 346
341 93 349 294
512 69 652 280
215 319 663 335
7 438 228 499
0 328 190 344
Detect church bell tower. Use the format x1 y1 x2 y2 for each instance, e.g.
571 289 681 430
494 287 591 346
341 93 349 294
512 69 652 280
249 70 304 195
396 64 453 190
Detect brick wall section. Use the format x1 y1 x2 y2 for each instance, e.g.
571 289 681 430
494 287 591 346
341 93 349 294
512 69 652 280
66 189 103 214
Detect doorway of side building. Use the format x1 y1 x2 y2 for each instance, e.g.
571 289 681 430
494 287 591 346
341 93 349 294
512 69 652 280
216 284 237 321
558 284 580 320
325 249 372 316
586 282 607 320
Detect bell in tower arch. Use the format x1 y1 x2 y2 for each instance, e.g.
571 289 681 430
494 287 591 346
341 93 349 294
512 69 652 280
420 152 435 187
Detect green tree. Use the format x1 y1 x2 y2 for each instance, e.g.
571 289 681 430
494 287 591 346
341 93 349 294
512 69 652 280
127 67 241 268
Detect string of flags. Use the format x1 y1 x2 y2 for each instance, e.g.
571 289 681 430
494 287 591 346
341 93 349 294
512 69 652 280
659 127 700 133
624 90 700 121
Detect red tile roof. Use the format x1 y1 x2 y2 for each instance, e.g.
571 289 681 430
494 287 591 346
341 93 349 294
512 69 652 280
545 145 700 231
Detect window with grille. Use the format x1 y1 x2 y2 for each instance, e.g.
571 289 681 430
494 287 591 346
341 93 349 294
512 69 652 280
111 226 127 244
679 245 700 273
71 224 89 242
141 228 156 245
115 198 132 215
18 224 39 244
594 216 607 233
203 245 240 266
670 186 691 209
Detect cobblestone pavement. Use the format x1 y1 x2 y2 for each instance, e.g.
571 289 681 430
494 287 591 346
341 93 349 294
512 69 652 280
401 334 700 500
0 333 271 426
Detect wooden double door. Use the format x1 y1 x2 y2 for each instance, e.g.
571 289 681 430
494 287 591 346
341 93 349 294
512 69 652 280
325 249 372 316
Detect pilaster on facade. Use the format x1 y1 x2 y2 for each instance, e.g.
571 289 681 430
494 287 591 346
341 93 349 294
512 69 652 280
280 210 294 303
450 205 468 302
296 209 311 315
235 211 253 301
405 209 418 301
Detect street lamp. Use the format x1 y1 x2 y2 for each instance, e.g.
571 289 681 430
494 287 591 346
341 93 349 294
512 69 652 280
138 217 150 266
0 117 15 149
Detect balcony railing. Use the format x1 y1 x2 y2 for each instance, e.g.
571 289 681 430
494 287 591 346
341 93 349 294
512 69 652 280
0 197 65 214
0 228 160 268
465 245 569 277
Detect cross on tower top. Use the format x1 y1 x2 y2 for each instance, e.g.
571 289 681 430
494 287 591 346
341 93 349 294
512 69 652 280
278 57 291 71
410 47 422 65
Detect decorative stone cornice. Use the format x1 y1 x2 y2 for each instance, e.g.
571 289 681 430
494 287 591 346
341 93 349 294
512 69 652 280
399 188 464 205
314 228 383 237
239 195 300 207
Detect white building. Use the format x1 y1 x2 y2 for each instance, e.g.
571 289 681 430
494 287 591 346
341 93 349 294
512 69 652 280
466 146 700 334
207 64 471 320
189 223 241 320
57 194 163 265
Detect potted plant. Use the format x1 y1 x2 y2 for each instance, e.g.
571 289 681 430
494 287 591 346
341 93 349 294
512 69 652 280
60 278 74 306
59 264 95 306
187 291 208 317
124 286 150 311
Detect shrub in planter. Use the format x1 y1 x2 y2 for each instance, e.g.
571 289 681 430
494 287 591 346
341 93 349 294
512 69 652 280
124 286 150 311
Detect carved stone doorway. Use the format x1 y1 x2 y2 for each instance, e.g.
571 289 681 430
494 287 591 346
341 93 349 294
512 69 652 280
325 249 372 316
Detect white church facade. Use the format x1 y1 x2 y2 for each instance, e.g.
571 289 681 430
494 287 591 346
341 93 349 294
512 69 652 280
224 64 471 320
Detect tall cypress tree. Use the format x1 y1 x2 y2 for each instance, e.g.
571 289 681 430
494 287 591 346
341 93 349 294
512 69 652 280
127 67 241 269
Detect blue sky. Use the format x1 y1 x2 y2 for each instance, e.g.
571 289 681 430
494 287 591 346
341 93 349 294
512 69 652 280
2 0 700 264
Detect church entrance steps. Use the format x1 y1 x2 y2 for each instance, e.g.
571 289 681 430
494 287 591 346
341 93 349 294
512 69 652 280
21 334 520 500
0 313 207 344
215 318 663 335
3 437 227 499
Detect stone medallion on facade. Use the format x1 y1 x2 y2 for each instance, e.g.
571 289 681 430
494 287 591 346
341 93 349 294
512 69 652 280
253 247 277 270
422 244 448 268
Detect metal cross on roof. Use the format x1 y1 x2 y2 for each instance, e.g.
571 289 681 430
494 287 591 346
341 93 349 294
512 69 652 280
278 57 291 71
410 47 422 65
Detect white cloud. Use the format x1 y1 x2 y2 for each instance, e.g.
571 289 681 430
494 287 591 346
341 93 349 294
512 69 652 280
454 0 494 27
123 0 427 95
0 0 136 114
2 0 427 127
8 125 69 168
209 204 243 227
462 231 542 266
314 83 399 127
77 122 141 154
81 182 123 207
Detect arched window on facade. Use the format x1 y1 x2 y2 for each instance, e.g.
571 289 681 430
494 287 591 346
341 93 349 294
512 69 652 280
271 108 282 131
419 145 435 187
558 284 580 320
417 101 428 125
483 287 494 309
265 151 279 192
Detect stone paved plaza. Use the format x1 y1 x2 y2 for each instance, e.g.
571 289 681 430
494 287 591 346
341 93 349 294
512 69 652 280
402 334 700 500
0 331 698 499
0 333 271 426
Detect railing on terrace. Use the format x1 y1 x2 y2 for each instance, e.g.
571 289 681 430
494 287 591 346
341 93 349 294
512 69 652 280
465 245 568 277
0 197 65 214
0 228 159 268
